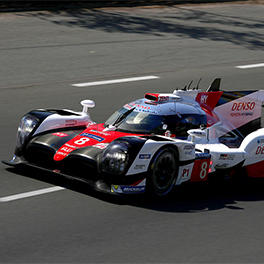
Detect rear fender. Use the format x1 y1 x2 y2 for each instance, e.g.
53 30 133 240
240 128 264 167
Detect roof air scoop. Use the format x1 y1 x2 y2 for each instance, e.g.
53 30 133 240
145 93 181 103
145 93 159 101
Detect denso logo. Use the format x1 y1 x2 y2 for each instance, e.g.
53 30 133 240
256 146 264 155
231 102 255 111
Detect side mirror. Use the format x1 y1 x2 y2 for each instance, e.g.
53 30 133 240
81 100 95 114
187 129 208 143
187 129 206 138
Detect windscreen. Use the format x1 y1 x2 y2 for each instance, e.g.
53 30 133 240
104 107 164 134
105 107 207 137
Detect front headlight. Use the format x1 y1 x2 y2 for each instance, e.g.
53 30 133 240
100 141 129 175
16 115 39 149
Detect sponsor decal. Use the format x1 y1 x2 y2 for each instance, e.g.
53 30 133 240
184 145 195 150
65 120 77 126
93 143 109 150
112 185 119 191
55 151 68 156
230 112 253 117
90 130 110 136
230 102 256 117
111 185 145 194
52 132 69 137
145 101 158 105
131 103 151 110
65 143 77 149
181 168 190 179
80 133 105 142
121 186 145 193
195 153 211 159
256 146 264 155
124 104 133 110
257 139 264 144
60 147 74 153
139 154 151 159
158 96 169 102
231 102 255 111
200 95 208 104
134 164 146 170
219 154 235 160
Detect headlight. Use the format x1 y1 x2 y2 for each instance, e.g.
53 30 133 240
100 141 129 175
16 115 39 148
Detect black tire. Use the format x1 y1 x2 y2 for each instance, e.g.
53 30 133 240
147 146 179 197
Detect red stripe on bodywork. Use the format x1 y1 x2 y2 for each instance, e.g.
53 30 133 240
246 160 264 178
196 91 223 111
190 158 210 182
53 123 137 161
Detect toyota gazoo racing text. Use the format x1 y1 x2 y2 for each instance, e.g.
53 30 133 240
3 78 264 196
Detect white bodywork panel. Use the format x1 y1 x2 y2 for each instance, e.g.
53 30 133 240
194 128 264 171
176 163 194 185
33 110 93 136
126 137 195 178
196 143 245 171
240 128 264 166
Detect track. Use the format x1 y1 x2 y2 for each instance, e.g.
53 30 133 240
1 3 264 262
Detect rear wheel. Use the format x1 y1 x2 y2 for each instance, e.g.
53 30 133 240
147 147 178 196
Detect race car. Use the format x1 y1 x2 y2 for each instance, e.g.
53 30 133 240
3 78 264 196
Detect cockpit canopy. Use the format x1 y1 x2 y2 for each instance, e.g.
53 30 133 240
105 98 207 138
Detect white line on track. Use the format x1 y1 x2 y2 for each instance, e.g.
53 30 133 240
236 63 264 69
0 186 65 202
72 75 160 87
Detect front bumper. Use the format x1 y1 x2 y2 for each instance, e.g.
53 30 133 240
2 156 146 195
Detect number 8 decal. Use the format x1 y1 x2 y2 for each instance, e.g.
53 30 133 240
200 161 208 179
74 137 90 145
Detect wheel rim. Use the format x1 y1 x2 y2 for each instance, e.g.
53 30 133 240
152 150 177 193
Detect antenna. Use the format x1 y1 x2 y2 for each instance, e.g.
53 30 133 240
187 80 193 90
195 78 202 90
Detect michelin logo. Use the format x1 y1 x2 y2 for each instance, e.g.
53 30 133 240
121 186 145 193
111 185 145 194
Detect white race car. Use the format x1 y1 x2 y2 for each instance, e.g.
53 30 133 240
3 78 264 196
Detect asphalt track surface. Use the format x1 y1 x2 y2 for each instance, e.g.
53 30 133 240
1 3 264 263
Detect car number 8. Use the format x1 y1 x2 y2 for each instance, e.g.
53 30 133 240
200 162 208 179
74 137 90 145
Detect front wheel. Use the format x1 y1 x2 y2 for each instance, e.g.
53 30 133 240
147 147 178 197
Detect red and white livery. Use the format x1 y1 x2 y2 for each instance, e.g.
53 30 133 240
3 78 264 196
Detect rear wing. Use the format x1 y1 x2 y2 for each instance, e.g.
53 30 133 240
213 90 264 137
195 78 264 137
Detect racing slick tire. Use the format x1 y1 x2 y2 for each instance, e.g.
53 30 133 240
146 146 179 197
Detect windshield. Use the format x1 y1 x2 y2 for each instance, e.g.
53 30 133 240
105 106 207 136
104 107 164 134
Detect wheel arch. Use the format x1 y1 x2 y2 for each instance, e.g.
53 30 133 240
148 143 180 172
146 143 181 196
